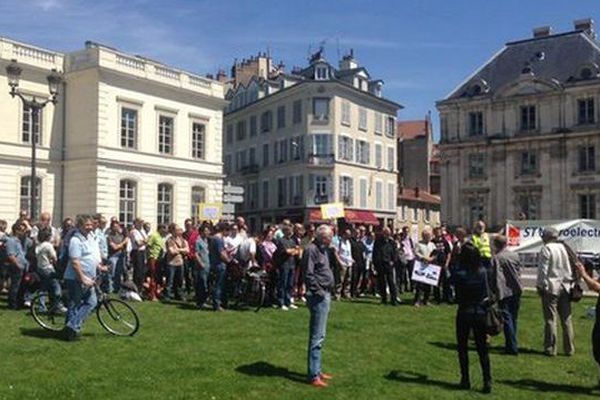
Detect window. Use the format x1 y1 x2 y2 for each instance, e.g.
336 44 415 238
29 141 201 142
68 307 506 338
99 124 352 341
278 140 288 163
374 112 383 135
277 105 286 129
387 183 395 210
224 154 232 175
249 115 257 137
315 66 329 80
260 110 273 132
385 116 395 137
359 179 367 208
375 144 383 169
157 183 173 224
413 207 419 222
578 98 595 125
312 98 329 121
290 175 304 205
262 180 269 208
291 136 303 160
425 207 431 222
468 111 483 136
580 194 596 219
520 105 536 131
277 178 287 207
315 175 328 197
338 136 353 161
359 107 367 130
248 182 259 209
578 145 596 172
20 176 41 218
518 194 539 220
375 181 383 209
356 140 370 165
22 105 42 144
520 151 538 175
158 115 174 154
387 146 395 171
249 147 256 166
236 120 247 141
341 102 351 126
468 195 485 226
401 205 407 221
262 143 269 167
236 150 247 171
292 100 302 124
118 180 136 227
191 186 206 221
120 107 137 149
191 122 206 159
339 176 354 206
226 124 233 144
468 153 485 178
312 134 333 157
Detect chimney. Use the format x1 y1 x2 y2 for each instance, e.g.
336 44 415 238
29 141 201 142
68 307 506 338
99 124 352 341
574 18 595 38
532 26 552 38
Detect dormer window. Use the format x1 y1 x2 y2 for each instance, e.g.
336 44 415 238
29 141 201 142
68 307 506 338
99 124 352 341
315 66 329 80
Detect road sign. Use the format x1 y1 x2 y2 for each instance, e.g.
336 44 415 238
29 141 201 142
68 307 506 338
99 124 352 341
223 183 244 195
223 194 244 203
222 203 235 214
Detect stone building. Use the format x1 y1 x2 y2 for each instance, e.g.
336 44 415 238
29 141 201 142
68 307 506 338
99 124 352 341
223 49 402 231
437 19 600 228
0 37 225 226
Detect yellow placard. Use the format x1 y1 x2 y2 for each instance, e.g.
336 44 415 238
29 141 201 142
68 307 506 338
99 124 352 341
199 203 222 221
320 202 345 220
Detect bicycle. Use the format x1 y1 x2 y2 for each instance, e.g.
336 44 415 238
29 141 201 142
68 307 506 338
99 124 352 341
232 264 268 312
30 281 140 337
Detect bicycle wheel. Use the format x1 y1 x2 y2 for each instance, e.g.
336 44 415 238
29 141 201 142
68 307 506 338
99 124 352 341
96 299 139 336
254 283 266 313
30 292 66 332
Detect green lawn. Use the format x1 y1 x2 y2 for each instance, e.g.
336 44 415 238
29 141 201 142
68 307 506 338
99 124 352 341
0 292 598 400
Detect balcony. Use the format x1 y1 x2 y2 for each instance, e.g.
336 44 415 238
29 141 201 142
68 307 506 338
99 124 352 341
240 164 260 175
313 194 329 205
308 153 335 166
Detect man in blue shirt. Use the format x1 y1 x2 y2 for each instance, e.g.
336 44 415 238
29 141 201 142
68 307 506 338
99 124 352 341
209 223 230 312
4 222 29 309
194 224 211 308
63 214 103 341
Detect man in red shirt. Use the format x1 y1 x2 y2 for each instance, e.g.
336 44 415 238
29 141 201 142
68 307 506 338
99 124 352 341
183 219 199 297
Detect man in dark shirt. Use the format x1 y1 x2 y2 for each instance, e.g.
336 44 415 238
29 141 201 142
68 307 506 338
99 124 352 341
275 224 301 310
373 227 399 305
492 235 523 355
209 223 230 312
432 227 452 304
303 224 335 388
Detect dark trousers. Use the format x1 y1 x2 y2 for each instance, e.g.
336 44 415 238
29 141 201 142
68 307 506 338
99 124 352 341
414 283 431 305
212 264 227 310
593 312 600 366
165 265 184 300
376 263 398 305
131 250 147 290
400 259 414 292
351 261 365 297
456 311 491 384
278 264 295 307
499 294 521 354
194 266 210 306
8 265 23 309
434 268 454 303
184 259 194 295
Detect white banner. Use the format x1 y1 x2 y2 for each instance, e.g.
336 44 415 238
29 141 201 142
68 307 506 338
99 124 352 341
411 260 442 287
506 219 600 255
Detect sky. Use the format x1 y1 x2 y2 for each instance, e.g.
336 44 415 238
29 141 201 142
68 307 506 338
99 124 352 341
2 0 598 139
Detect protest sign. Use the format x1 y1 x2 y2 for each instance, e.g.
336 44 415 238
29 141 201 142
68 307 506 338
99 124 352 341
411 260 442 287
320 202 345 220
199 203 222 221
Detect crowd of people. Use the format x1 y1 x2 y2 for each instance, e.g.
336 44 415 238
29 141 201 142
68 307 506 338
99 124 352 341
0 210 599 393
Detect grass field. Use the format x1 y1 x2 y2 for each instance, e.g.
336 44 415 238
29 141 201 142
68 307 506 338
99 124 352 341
0 292 599 400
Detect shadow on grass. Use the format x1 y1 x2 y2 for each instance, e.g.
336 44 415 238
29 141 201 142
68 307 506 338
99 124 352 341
500 379 598 395
235 361 306 384
385 370 460 390
429 341 546 356
20 327 63 341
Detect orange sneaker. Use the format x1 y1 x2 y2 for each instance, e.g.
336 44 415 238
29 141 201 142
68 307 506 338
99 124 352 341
311 378 328 388
320 373 333 380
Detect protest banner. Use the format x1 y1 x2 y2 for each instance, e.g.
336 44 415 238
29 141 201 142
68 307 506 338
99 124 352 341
411 260 442 287
199 203 222 221
320 202 345 220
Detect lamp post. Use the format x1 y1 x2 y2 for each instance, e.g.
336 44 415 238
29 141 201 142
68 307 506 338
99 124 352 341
5 59 62 221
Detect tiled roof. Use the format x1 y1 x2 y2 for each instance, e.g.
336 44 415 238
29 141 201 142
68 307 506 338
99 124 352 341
397 120 428 140
399 187 441 205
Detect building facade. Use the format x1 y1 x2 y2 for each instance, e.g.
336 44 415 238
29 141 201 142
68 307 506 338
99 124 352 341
396 187 441 238
223 50 401 231
0 37 225 226
437 19 600 228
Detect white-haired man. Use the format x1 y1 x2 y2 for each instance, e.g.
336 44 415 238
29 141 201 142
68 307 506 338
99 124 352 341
303 224 335 388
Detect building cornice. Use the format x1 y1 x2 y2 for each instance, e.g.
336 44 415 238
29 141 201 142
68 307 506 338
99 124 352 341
96 157 224 179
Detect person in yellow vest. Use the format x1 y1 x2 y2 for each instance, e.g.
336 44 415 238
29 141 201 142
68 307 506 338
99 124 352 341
471 221 492 270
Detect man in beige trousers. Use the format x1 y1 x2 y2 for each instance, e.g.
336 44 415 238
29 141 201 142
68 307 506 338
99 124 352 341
536 227 575 357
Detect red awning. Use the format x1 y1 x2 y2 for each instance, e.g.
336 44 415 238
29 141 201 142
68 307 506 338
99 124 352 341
308 208 380 226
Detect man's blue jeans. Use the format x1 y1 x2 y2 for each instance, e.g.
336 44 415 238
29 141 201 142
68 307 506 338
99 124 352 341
65 279 97 333
165 265 184 300
39 269 62 309
109 253 126 293
194 266 210 306
307 291 331 381
278 264 295 307
500 294 521 354
212 264 227 310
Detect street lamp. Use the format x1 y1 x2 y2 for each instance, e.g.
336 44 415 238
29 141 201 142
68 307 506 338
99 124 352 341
5 59 63 221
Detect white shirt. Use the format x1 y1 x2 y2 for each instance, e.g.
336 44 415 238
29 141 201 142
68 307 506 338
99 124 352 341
35 241 56 273
537 242 573 295
130 228 148 251
338 239 354 267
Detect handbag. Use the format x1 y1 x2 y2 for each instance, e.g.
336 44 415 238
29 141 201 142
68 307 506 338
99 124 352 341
559 241 584 303
483 269 503 336
570 282 584 303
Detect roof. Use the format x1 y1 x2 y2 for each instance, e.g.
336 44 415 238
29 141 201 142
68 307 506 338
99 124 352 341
397 120 429 140
399 188 441 205
444 30 600 100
